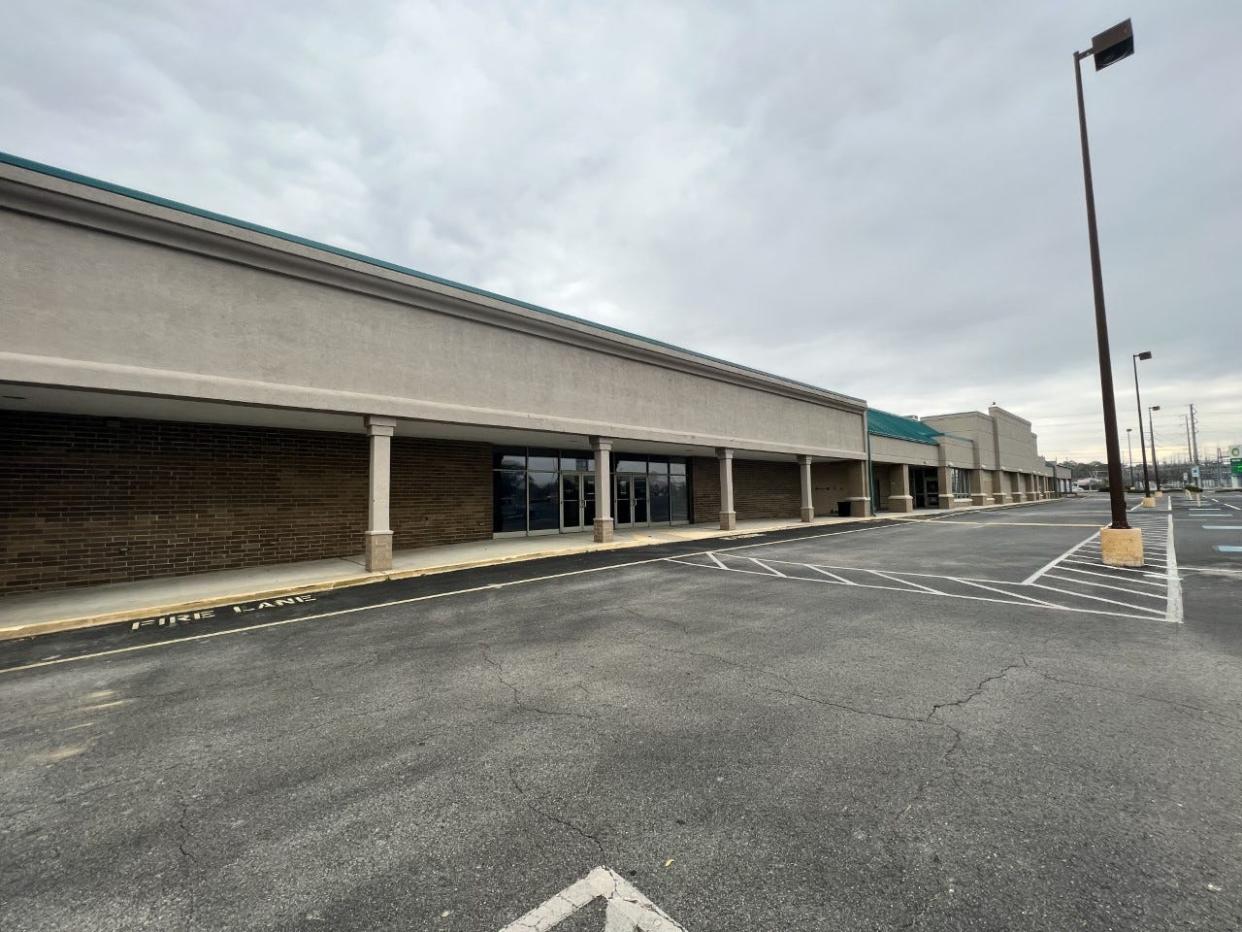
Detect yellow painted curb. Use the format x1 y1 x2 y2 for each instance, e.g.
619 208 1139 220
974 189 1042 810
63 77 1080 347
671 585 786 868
0 517 873 642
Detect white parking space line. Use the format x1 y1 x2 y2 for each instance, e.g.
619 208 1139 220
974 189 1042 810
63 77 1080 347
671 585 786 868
1044 574 1167 600
666 558 1157 621
868 570 941 593
805 565 857 585
1055 564 1168 585
749 558 787 577
1202 525 1242 530
1022 531 1100 585
1028 582 1166 615
1166 511 1183 625
954 578 1056 606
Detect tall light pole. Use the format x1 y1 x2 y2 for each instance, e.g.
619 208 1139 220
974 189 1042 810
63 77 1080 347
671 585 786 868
1126 427 1135 488
1148 404 1162 491
1074 18 1140 565
1132 350 1153 494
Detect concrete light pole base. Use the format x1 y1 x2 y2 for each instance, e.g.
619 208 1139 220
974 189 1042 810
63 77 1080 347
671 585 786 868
1154 490 1164 498
799 506 814 522
719 511 737 530
1141 496 1155 508
593 518 614 543
1100 527 1144 567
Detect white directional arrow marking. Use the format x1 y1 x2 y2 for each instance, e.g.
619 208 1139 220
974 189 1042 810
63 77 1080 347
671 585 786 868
499 866 687 931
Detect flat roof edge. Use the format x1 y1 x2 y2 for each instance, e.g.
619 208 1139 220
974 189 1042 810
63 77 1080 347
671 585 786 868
0 150 865 410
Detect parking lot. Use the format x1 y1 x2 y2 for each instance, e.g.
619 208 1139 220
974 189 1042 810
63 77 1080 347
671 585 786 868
1 495 1239 930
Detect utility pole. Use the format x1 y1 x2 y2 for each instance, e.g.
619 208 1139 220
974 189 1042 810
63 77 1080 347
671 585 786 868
1185 414 1193 464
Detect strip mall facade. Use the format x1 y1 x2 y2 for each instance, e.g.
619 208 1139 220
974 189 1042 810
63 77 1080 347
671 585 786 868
1 154 1069 596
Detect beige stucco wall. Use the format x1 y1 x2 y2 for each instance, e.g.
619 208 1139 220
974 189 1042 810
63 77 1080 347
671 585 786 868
921 411 995 470
0 165 865 458
938 435 975 470
870 435 939 467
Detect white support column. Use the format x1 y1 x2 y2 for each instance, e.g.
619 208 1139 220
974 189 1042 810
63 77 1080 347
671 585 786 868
798 455 814 522
592 437 613 543
936 444 955 510
364 415 397 572
717 448 736 530
993 469 1008 504
888 463 914 513
969 469 988 507
845 459 871 517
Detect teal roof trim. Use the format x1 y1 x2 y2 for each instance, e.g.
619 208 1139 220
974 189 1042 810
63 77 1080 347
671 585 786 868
0 150 864 406
867 408 941 445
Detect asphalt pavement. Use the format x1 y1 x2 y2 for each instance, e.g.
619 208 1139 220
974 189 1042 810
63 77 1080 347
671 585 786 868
1 495 1239 931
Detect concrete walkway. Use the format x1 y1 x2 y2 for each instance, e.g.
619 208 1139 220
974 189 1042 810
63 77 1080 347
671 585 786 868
0 514 867 640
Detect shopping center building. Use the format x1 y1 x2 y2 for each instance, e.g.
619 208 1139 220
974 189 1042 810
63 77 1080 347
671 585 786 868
0 153 1063 596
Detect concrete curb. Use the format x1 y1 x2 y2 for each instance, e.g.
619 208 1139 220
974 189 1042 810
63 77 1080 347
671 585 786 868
0 497 1068 643
0 516 875 642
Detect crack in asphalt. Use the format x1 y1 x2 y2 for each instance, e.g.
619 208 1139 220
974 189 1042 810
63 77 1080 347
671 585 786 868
634 638 935 728
1027 668 1242 730
481 645 597 721
174 793 198 932
632 635 1034 824
508 767 605 858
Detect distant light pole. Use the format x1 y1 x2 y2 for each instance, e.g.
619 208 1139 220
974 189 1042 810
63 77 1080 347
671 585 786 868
1074 18 1136 536
1148 404 1162 491
1126 427 1135 488
1132 350 1153 494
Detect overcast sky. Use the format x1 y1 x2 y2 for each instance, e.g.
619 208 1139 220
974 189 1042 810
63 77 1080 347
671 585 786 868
3 1 1239 463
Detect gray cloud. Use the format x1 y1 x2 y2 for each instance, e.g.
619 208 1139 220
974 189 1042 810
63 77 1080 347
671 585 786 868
2 0 1239 461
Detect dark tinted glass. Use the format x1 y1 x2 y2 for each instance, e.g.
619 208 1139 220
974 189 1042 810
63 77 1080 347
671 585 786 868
669 458 686 476
650 472 670 522
528 471 559 530
648 459 669 476
560 452 594 472
583 476 596 525
615 457 647 474
493 470 527 532
670 475 689 521
528 448 559 472
493 447 526 469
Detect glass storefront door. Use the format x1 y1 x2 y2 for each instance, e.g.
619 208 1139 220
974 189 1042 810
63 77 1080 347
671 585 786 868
492 446 687 537
615 474 650 526
615 476 633 526
560 473 596 532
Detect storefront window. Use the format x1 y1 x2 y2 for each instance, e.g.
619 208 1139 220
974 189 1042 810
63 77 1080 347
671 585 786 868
493 447 526 470
492 470 527 533
670 474 689 521
650 471 671 522
527 471 559 531
493 449 692 536
951 468 971 497
527 448 559 472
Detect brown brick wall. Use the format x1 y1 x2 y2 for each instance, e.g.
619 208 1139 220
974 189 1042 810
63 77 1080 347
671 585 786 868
690 456 801 521
0 412 491 594
391 439 491 549
691 457 719 524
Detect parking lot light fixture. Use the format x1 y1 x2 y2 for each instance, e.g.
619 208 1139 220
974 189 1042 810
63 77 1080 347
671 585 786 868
1126 427 1135 488
1074 18 1141 565
1133 351 1153 495
1148 405 1163 492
